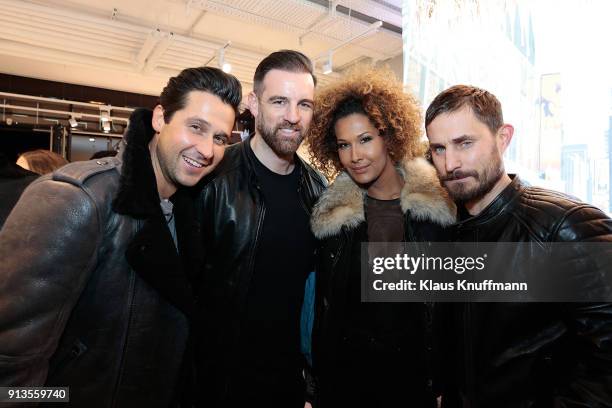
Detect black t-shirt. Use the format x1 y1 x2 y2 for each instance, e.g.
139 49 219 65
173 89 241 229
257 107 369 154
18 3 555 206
230 146 315 402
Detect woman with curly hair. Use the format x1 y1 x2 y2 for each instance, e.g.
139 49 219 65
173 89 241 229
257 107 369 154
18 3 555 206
307 67 456 407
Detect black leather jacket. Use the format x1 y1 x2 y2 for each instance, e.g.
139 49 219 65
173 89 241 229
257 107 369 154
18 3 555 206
448 176 612 407
310 158 457 407
0 109 197 407
194 139 327 406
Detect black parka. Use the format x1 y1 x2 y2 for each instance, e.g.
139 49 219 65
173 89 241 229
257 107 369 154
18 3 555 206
310 157 456 407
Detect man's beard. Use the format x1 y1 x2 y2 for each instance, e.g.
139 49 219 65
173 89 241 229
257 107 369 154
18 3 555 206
440 149 504 203
256 110 304 157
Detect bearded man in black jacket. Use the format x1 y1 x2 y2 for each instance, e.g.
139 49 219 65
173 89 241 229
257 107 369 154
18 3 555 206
425 84 612 407
194 50 326 408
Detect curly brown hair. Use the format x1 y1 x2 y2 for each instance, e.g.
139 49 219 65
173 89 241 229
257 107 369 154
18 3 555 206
306 65 424 178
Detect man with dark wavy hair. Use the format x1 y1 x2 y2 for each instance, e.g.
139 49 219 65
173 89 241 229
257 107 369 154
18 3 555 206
0 66 241 406
426 84 612 407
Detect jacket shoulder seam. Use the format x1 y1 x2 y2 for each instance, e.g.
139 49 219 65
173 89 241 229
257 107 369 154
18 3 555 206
52 159 119 187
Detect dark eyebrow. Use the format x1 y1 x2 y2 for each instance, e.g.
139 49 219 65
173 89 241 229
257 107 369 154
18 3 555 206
336 131 371 143
451 135 474 144
429 142 445 149
185 117 211 129
186 117 229 139
267 95 288 102
266 96 314 106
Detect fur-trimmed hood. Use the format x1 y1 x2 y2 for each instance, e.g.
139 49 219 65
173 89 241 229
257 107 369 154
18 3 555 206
311 157 457 239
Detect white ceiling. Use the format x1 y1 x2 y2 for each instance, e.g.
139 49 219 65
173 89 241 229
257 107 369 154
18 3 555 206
0 0 403 98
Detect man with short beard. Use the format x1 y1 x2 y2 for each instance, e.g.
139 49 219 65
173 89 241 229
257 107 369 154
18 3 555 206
194 50 326 408
425 85 612 406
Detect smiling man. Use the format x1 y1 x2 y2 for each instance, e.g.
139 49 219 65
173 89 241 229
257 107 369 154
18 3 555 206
425 85 612 407
195 50 326 408
0 67 241 406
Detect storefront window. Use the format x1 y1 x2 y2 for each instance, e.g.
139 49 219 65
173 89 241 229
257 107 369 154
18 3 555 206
402 0 612 213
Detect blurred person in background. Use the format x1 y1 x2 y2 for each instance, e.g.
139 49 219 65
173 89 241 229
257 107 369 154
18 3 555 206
16 149 68 175
0 152 38 229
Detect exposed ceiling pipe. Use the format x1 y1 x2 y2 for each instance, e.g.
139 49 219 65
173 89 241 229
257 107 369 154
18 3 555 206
203 40 230 67
315 20 383 60
3 0 150 36
0 39 139 73
134 29 163 70
186 10 207 36
298 0 339 45
0 92 134 112
0 11 144 44
174 34 265 61
0 103 130 123
305 0 401 34
143 32 175 73
0 26 133 62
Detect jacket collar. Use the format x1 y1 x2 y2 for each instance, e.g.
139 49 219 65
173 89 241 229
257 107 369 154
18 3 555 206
112 108 161 219
311 157 457 239
456 174 523 226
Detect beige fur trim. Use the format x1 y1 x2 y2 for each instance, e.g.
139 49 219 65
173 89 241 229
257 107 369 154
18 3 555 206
310 157 456 239
310 172 365 239
398 157 457 227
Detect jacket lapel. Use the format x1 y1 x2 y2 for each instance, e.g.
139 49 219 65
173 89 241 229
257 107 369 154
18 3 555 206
125 214 194 317
115 108 195 316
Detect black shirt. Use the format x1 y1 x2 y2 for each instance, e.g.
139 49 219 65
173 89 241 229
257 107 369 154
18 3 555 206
230 146 315 404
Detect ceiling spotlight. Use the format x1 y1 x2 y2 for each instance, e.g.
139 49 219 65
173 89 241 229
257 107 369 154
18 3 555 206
69 116 78 128
322 51 333 75
219 47 232 73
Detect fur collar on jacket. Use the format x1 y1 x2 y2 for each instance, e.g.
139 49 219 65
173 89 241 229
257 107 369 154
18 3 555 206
112 108 161 219
311 157 457 239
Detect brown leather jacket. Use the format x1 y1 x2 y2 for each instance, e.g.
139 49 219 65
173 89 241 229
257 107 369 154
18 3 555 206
0 109 197 407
